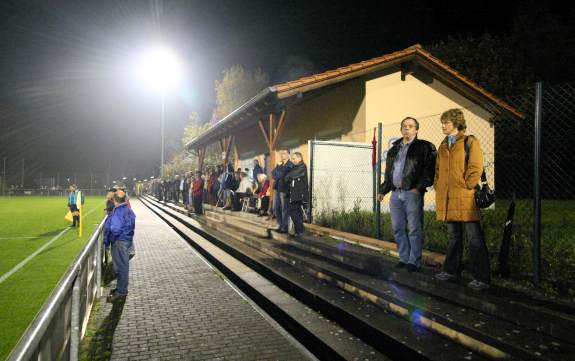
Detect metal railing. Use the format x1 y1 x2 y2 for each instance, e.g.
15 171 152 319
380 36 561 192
7 217 107 361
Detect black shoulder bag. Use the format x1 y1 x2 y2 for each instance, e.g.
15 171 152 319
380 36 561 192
464 136 495 209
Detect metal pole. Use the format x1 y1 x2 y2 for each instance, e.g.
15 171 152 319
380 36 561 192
533 81 543 285
96 230 102 297
2 157 5 195
70 274 81 361
21 158 24 187
161 91 165 178
372 139 377 237
375 123 383 239
307 140 314 223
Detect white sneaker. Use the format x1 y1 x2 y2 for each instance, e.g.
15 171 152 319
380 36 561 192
467 279 490 291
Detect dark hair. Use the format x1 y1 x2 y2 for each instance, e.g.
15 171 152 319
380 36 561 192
400 117 419 130
293 152 303 161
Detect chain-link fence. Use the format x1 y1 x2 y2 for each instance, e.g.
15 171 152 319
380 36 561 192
311 81 575 296
498 82 575 200
309 139 374 214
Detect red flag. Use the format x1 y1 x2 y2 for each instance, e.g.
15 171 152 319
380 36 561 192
371 127 377 167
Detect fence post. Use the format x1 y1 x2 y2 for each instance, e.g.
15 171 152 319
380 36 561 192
372 129 377 236
307 140 314 223
375 123 382 239
70 273 81 361
533 81 543 285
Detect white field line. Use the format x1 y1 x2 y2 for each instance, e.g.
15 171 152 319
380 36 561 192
0 237 40 239
0 206 101 285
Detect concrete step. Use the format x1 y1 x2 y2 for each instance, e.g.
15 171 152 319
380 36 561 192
210 229 573 361
142 195 575 346
147 199 490 361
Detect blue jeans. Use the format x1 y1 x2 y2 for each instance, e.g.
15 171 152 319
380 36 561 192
112 240 131 295
389 190 424 267
274 192 290 231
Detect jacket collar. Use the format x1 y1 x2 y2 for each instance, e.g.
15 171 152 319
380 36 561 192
441 130 466 145
393 135 418 146
114 202 128 210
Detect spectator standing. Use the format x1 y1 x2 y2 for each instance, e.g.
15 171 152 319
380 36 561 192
253 159 264 180
192 170 204 214
183 172 191 208
106 192 136 302
434 109 490 291
272 150 294 233
285 152 308 238
378 117 437 272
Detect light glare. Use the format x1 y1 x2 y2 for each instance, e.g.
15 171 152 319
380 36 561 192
135 46 183 91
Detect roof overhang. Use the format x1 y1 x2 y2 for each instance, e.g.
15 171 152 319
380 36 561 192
185 88 276 150
187 44 524 151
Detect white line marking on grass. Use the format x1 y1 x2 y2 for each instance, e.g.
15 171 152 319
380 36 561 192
0 206 101 285
0 237 40 239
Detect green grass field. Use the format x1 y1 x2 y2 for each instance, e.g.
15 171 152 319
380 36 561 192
0 196 105 361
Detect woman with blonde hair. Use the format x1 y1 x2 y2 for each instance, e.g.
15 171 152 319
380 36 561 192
434 109 490 291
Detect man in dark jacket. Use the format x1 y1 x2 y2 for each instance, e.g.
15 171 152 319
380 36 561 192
378 117 436 272
285 152 308 238
252 159 264 180
272 150 294 233
106 192 136 302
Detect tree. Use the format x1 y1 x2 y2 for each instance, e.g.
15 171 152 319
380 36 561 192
182 112 210 147
179 112 220 169
214 65 269 120
427 33 533 99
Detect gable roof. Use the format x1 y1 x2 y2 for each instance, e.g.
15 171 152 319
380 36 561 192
187 44 523 150
271 44 523 119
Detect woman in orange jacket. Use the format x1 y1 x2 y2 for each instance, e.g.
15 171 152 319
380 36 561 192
434 109 490 291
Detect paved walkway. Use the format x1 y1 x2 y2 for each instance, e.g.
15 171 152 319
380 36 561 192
97 199 309 361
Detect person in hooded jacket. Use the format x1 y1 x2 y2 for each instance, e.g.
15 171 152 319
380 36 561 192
106 192 136 302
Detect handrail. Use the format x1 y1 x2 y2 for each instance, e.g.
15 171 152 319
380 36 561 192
7 216 107 361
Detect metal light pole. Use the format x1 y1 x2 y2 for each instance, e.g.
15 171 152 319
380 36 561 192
135 45 181 178
2 157 6 195
161 90 165 178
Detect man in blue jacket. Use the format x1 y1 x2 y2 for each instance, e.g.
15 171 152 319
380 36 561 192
106 192 136 302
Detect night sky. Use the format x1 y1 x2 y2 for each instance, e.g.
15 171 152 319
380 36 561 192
0 0 552 186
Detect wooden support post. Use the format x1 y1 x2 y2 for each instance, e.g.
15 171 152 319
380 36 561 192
196 147 206 173
256 111 288 205
223 135 234 167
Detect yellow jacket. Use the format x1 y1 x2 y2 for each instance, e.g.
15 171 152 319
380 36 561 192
434 131 483 222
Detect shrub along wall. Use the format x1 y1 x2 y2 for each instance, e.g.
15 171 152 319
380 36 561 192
314 200 575 298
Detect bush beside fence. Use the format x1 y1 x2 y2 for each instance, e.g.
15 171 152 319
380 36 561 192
315 199 575 298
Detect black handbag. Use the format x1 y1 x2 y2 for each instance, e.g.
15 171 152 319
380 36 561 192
475 171 495 208
465 136 495 209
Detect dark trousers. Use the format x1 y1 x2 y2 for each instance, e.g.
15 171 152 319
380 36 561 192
443 221 491 283
193 196 203 214
69 205 79 227
259 196 269 214
289 201 305 235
